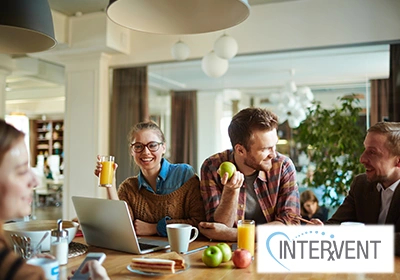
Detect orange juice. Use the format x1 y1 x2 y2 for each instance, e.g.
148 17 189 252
237 220 255 256
99 155 114 187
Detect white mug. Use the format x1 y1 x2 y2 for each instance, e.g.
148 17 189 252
341 222 365 226
27 258 59 280
167 224 199 253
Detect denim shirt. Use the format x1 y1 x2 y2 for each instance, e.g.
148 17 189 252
137 158 195 236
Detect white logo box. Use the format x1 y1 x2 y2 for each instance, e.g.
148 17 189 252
257 225 394 273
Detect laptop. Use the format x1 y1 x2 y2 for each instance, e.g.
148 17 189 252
72 196 170 254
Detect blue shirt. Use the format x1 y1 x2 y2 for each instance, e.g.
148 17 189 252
137 158 195 194
137 158 195 236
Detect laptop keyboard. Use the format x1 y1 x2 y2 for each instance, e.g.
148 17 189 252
139 243 158 250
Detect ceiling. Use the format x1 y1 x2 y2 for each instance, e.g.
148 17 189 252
147 44 389 94
5 0 391 117
43 0 392 93
48 0 298 16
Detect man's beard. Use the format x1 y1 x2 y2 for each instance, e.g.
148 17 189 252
366 173 388 185
243 156 272 173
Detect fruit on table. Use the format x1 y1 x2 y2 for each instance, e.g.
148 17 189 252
202 245 223 267
219 161 236 179
216 242 232 262
232 248 252 268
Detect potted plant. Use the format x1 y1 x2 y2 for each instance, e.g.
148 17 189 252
293 95 366 207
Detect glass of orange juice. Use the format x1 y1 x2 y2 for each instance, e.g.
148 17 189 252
237 220 255 257
99 155 115 187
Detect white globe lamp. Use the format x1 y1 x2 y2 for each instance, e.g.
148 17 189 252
288 117 302 129
171 40 190 61
214 34 238 60
286 81 297 93
297 86 314 101
201 51 229 78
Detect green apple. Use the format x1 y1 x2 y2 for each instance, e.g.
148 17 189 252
219 161 236 180
216 242 232 262
202 245 223 267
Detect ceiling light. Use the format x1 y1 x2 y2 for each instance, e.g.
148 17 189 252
268 80 314 128
214 34 238 60
171 40 190 61
107 0 251 34
0 0 56 54
201 51 229 78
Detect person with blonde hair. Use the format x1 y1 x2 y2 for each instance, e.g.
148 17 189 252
95 121 205 237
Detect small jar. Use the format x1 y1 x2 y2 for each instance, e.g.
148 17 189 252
50 219 69 265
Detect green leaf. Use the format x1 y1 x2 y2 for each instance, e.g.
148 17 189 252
293 94 366 206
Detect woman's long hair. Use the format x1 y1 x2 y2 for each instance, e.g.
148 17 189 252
300 189 320 218
0 119 24 165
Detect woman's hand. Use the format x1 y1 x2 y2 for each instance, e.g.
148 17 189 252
134 219 157 236
69 260 110 280
33 252 56 259
94 155 118 177
94 155 102 177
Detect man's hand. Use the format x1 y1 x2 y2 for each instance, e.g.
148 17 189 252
198 222 237 241
213 171 244 226
307 218 324 225
220 171 244 191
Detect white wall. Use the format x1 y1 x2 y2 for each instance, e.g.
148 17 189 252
197 91 224 174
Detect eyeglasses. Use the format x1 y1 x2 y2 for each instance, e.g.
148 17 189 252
130 141 163 153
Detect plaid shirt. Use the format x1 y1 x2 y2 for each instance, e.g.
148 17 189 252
200 149 300 225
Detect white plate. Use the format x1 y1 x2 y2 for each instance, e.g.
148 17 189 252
126 263 189 276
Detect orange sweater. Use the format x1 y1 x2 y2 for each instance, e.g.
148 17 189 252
117 175 205 229
0 226 45 280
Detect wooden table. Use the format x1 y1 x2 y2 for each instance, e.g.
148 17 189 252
62 237 400 279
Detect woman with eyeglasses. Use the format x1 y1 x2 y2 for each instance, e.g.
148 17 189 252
94 121 205 237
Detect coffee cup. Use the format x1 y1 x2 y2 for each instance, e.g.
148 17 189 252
341 222 365 226
27 258 59 280
166 224 199 253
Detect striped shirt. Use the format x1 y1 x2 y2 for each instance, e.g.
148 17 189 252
200 149 300 225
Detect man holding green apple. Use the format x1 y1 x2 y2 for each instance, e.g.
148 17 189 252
199 107 300 241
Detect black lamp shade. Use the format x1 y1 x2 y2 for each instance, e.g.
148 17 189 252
0 0 57 54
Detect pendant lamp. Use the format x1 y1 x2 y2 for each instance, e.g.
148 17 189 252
0 0 56 54
202 51 229 78
214 34 238 60
107 0 251 35
171 40 190 61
